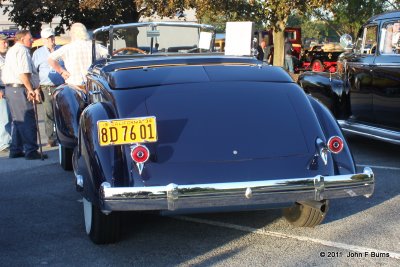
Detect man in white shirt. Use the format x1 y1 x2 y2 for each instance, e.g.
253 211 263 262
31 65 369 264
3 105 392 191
0 34 11 152
48 22 108 90
2 30 47 160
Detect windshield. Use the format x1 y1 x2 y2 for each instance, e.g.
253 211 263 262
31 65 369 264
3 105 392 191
93 22 216 57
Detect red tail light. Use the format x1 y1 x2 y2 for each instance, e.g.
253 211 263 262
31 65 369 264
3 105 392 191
130 145 150 163
327 136 344 154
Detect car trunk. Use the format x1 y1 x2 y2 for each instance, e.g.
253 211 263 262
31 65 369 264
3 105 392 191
116 81 333 186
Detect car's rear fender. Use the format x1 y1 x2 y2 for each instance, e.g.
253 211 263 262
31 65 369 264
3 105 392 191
298 72 350 119
77 102 130 206
53 85 87 148
307 95 356 175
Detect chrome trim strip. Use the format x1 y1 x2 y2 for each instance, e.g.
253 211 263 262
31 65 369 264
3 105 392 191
338 120 400 145
115 62 257 72
93 22 215 35
99 168 374 211
349 63 400 68
374 63 400 66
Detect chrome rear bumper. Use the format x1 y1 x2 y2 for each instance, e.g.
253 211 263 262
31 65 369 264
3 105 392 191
99 167 374 211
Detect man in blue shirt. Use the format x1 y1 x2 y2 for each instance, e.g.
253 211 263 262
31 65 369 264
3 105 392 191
32 28 64 147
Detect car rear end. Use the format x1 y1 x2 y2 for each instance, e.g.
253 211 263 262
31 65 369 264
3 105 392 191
93 61 374 213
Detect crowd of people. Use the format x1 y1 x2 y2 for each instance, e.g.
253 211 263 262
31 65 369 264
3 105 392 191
0 22 297 160
0 22 107 160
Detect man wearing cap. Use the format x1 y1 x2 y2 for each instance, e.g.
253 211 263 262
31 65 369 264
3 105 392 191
0 34 11 153
1 30 47 160
32 28 64 147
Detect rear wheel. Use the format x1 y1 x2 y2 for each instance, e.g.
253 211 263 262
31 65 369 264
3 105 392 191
83 198 120 244
283 200 329 227
311 59 324 72
59 144 73 171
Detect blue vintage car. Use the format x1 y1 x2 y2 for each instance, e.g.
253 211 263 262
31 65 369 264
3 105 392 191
53 22 374 244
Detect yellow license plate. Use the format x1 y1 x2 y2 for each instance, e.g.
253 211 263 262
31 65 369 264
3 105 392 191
97 116 157 146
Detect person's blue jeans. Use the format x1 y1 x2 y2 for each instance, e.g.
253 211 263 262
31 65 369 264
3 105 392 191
5 86 38 155
285 55 294 73
0 93 11 151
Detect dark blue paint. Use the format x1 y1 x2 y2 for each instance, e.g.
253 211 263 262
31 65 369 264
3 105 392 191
55 55 352 203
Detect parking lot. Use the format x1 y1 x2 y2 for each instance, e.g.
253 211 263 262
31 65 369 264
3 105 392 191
0 113 399 267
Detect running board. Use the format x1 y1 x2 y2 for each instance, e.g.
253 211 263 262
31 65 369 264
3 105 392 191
338 120 400 145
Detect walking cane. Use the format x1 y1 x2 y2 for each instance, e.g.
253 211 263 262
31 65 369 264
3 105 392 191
32 98 44 160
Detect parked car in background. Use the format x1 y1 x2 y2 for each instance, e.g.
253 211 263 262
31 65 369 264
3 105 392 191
298 10 400 144
53 21 374 244
300 42 345 72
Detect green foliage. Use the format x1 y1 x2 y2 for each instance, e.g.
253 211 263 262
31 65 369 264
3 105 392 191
0 0 194 35
384 0 400 10
249 0 335 31
1 0 396 64
312 0 386 39
198 11 263 32
286 14 302 28
195 0 335 66
287 13 338 46
197 12 230 33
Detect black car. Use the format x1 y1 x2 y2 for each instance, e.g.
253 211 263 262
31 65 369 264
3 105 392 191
299 11 400 144
53 22 374 244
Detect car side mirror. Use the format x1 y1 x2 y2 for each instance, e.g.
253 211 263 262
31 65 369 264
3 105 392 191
340 34 353 50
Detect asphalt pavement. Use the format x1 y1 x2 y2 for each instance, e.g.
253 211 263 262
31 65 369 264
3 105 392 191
0 108 399 266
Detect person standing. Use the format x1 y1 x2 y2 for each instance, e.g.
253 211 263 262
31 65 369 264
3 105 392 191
256 41 264 61
0 34 11 152
32 28 64 147
259 40 267 62
264 41 272 64
48 22 108 89
2 30 47 160
284 37 294 73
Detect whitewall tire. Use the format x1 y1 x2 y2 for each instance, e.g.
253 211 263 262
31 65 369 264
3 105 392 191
82 197 121 244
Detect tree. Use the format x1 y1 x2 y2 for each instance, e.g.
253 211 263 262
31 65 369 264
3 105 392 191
196 0 334 67
197 12 231 33
312 0 386 40
287 13 340 46
252 0 335 67
0 0 334 66
386 0 400 10
0 0 194 36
